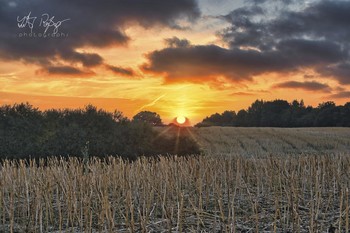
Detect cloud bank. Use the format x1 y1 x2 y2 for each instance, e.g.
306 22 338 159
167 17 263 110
0 0 200 76
143 1 350 87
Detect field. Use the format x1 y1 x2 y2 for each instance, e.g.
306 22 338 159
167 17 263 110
1 127 350 232
191 127 350 155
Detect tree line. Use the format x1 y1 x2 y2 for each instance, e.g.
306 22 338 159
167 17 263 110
195 100 350 127
0 103 200 160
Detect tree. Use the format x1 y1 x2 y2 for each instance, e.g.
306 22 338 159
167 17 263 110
196 111 236 127
318 101 336 110
236 110 248 126
0 103 43 158
132 111 163 126
221 111 236 126
195 99 350 128
0 104 200 160
247 100 264 126
314 101 337 127
340 103 350 126
260 100 290 127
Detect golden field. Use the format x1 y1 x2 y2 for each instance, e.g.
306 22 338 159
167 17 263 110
191 127 350 156
0 127 350 232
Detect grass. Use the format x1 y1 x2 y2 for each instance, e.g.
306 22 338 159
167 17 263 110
0 127 350 232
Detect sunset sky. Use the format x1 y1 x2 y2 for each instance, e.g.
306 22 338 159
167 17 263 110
1 0 349 123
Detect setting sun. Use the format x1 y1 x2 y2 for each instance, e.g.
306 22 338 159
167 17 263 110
176 116 186 124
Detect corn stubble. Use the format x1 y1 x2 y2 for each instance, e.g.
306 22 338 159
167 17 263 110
0 154 349 233
0 127 350 232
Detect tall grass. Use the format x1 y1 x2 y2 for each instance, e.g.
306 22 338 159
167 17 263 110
0 153 349 232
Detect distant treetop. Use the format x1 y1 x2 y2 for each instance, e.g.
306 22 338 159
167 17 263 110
132 111 164 126
195 99 350 127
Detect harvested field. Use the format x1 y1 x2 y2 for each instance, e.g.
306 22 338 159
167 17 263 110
0 127 350 232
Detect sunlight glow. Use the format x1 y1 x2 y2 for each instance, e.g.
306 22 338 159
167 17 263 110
176 116 186 124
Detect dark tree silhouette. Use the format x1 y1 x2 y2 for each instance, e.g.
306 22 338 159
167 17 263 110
195 99 350 128
0 104 200 160
133 111 163 126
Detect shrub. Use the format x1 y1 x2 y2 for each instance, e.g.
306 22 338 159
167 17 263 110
0 103 201 160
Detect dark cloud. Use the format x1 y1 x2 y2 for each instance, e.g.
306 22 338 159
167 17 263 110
224 0 350 83
0 0 200 70
223 5 264 20
245 0 302 6
221 6 268 50
244 0 268 5
317 63 350 84
142 39 344 82
142 45 266 81
60 50 104 67
329 91 350 99
143 0 350 85
274 81 331 92
37 66 95 76
230 92 254 96
304 74 315 79
164 37 191 48
270 1 350 42
106 65 135 77
223 1 350 51
276 39 345 65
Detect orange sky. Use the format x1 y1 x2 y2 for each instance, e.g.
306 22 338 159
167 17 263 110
1 0 349 124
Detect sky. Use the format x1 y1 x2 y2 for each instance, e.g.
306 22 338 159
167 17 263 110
0 0 350 123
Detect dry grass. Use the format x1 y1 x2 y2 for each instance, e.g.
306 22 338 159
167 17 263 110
0 127 350 232
190 127 350 155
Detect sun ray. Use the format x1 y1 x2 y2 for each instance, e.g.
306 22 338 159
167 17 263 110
174 127 181 155
153 126 172 140
185 127 202 148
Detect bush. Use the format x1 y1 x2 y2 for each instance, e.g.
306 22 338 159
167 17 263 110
0 103 201 160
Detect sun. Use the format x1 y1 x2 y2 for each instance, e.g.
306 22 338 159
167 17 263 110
176 116 186 124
